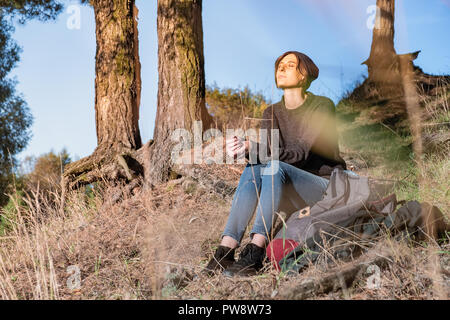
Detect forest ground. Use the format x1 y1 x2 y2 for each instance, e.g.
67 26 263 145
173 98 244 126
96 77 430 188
0 79 449 300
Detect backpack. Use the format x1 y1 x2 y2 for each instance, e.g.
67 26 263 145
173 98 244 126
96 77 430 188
266 168 448 273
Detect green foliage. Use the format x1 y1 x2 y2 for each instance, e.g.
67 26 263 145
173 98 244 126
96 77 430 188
0 0 62 206
340 122 413 169
0 149 71 235
0 189 24 236
0 0 62 23
337 77 450 216
0 14 31 206
21 148 71 190
206 84 270 131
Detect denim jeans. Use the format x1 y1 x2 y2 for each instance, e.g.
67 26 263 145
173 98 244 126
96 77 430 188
222 160 358 245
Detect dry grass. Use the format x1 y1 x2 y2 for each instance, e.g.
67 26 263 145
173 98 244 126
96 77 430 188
0 157 448 299
0 75 449 300
0 181 152 299
279 237 449 300
0 163 246 299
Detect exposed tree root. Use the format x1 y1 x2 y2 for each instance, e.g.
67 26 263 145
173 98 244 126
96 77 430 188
61 138 237 208
61 139 155 192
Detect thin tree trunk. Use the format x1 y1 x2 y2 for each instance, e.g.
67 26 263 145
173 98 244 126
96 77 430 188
362 0 423 100
363 0 400 86
147 0 213 186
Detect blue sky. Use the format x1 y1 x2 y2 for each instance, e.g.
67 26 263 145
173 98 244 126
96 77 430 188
9 0 450 162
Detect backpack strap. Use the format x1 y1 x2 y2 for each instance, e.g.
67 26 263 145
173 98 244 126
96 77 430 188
367 193 401 214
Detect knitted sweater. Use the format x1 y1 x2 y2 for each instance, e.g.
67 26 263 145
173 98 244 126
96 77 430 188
245 91 347 178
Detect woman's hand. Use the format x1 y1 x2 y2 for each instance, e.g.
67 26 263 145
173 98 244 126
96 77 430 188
225 136 249 158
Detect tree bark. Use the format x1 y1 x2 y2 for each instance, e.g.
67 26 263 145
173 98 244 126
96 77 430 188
63 0 144 190
363 0 398 85
362 0 422 99
93 0 142 151
147 0 213 186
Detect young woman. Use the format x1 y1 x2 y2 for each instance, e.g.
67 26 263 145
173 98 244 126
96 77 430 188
205 51 350 277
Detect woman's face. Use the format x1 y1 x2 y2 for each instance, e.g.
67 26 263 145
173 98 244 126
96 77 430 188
276 53 305 89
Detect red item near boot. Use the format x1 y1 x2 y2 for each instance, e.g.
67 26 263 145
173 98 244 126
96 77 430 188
266 239 299 271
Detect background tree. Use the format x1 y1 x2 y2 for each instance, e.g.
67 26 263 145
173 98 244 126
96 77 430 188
0 148 70 234
147 0 213 185
0 0 62 206
22 148 71 194
0 0 62 21
362 0 420 98
206 84 269 132
64 0 214 191
341 0 448 130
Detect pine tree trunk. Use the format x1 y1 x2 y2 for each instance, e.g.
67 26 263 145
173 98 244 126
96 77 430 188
147 0 213 186
363 0 401 88
93 0 142 151
63 0 144 190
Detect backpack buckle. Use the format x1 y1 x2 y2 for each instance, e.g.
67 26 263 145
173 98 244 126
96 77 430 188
298 206 311 219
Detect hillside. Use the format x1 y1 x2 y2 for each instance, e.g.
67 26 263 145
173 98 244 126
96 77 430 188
0 77 449 300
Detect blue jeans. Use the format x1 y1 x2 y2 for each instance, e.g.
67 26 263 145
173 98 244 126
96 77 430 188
222 160 357 245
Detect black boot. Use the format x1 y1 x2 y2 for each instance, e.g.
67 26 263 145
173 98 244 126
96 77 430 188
203 245 236 275
223 243 265 277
